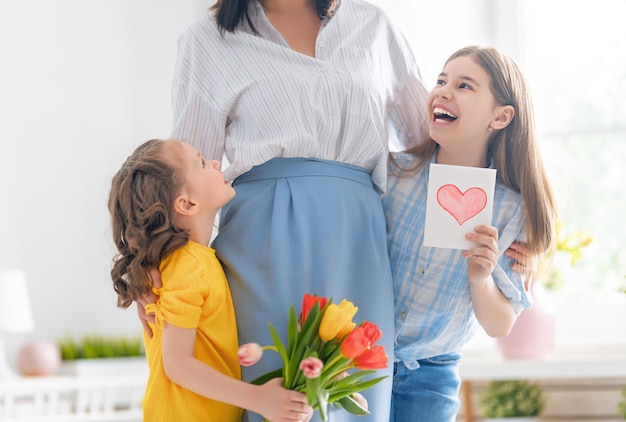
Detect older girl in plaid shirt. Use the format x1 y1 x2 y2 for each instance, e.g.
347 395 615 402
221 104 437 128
383 46 557 421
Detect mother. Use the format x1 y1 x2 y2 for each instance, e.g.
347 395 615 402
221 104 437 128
146 0 428 420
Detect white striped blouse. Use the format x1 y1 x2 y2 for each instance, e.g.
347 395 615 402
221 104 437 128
170 0 429 192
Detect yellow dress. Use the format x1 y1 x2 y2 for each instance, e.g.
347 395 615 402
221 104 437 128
143 241 242 421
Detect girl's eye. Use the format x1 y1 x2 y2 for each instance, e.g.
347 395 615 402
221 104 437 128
201 158 206 168
436 79 446 86
459 82 472 90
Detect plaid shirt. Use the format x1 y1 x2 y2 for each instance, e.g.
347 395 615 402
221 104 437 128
384 152 531 368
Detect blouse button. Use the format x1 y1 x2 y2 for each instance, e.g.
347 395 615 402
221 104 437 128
320 65 328 73
330 108 337 115
400 311 407 319
418 268 425 275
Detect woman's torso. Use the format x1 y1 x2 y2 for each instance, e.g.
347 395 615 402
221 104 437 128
170 0 428 192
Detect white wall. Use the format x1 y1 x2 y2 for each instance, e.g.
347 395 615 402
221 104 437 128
0 0 214 366
372 0 523 88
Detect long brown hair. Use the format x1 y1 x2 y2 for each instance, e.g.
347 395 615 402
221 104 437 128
108 139 189 308
396 46 557 256
211 0 340 33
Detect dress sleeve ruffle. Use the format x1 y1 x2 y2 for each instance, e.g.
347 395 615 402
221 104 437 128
145 249 206 330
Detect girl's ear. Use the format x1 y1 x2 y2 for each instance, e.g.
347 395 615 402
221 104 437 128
173 194 198 216
490 105 515 130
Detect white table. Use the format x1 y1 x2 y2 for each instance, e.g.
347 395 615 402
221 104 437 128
458 348 626 422
0 374 146 421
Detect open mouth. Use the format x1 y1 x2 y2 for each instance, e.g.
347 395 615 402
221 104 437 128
433 107 457 123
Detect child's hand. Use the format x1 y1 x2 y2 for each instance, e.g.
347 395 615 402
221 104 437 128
463 224 499 283
255 378 313 422
135 267 162 338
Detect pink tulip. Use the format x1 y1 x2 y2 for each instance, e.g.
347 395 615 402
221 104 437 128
237 343 263 367
334 371 349 381
352 392 368 411
299 357 324 378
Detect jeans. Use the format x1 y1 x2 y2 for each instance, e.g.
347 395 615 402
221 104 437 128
390 352 462 422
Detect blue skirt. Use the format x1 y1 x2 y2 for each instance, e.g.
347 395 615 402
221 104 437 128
213 158 394 422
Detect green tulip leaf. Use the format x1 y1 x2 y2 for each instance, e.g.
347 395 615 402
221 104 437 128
249 368 283 386
317 388 330 421
337 395 370 416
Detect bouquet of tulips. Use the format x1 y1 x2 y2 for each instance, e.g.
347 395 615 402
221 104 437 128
237 294 389 421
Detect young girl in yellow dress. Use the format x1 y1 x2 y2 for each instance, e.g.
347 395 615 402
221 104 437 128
108 138 311 421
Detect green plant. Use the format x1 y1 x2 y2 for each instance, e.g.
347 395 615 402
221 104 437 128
57 334 144 360
480 380 546 418
619 385 626 419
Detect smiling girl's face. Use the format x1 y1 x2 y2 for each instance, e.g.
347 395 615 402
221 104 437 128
426 55 505 164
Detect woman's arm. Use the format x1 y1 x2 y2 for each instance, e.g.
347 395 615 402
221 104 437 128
383 17 430 150
505 242 539 291
162 323 311 422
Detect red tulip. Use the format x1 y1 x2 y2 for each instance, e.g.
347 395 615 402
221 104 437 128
353 346 388 370
340 327 370 359
360 321 382 345
340 321 382 359
301 294 328 323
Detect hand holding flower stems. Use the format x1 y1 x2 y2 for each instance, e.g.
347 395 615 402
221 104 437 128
238 294 389 422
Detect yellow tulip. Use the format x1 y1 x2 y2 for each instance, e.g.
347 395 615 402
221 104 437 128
319 299 358 341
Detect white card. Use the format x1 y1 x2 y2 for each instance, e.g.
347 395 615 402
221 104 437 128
423 163 496 250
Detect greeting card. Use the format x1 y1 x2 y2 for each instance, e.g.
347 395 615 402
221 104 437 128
424 163 496 250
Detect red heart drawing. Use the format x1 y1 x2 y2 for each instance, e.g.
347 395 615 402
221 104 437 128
436 184 487 225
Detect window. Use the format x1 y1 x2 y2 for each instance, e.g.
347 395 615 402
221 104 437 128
520 1 626 300
372 0 626 302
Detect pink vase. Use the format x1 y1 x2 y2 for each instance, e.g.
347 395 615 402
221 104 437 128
18 339 62 376
496 283 555 360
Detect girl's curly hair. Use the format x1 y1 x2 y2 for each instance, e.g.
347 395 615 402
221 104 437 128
108 139 189 308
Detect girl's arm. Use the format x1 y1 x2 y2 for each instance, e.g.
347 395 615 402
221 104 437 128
463 225 518 337
162 323 311 422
